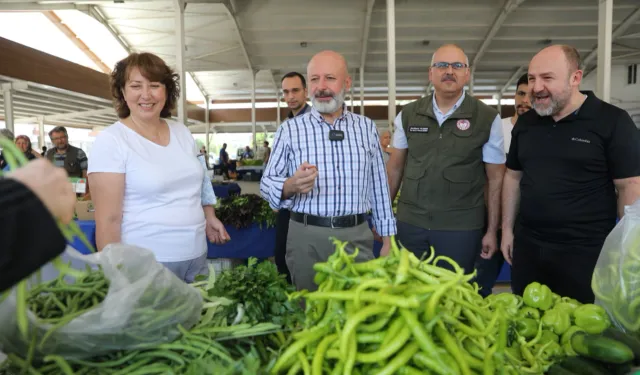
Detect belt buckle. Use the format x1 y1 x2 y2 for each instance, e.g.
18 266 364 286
330 216 339 229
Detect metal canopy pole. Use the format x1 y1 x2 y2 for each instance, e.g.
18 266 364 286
386 0 396 131
251 70 257 149
360 68 365 116
597 0 613 103
38 116 45 149
174 0 187 125
469 71 475 96
497 94 503 117
276 91 281 125
204 96 210 153
3 88 14 133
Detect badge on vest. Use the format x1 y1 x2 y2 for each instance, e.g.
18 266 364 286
408 126 429 133
456 119 471 131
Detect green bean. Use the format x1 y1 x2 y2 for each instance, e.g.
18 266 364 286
371 341 419 375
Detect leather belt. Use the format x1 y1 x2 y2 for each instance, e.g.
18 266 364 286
290 212 367 229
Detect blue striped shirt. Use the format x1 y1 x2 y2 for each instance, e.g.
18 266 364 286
260 106 397 237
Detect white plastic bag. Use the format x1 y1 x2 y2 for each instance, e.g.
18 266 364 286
0 243 203 360
592 200 640 336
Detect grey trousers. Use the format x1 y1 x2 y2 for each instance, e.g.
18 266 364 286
161 252 209 283
286 220 374 292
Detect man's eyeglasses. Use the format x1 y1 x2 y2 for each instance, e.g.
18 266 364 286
432 62 468 70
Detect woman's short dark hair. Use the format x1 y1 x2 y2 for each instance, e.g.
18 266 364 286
110 52 179 119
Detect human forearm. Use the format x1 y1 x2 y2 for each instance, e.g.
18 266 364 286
485 164 505 233
95 217 121 251
203 205 217 220
501 171 522 232
617 184 640 218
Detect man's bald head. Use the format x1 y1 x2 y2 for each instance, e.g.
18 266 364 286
533 44 582 73
430 44 469 67
307 50 352 114
307 50 349 77
528 44 583 117
428 43 470 96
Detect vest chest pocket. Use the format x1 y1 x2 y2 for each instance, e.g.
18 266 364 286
406 124 438 158
400 167 426 206
442 165 482 209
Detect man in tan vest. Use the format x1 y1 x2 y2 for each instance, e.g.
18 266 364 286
386 44 506 278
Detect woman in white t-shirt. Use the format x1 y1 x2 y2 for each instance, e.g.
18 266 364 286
88 52 230 283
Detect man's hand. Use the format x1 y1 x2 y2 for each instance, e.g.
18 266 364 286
206 215 231 244
379 237 391 257
480 231 498 260
7 159 75 224
501 229 514 265
371 226 383 243
282 162 318 198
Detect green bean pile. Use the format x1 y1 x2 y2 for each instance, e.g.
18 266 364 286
271 238 511 375
0 136 96 341
27 269 108 323
0 325 283 375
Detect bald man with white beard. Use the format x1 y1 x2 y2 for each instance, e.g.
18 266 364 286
260 50 396 292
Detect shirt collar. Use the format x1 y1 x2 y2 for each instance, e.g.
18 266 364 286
287 103 310 119
432 91 466 116
309 103 350 124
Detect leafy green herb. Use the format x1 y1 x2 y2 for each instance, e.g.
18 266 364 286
208 258 303 328
216 194 276 229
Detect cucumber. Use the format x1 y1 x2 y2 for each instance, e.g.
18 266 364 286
604 362 633 375
558 356 611 375
547 364 580 375
603 327 640 365
571 332 635 365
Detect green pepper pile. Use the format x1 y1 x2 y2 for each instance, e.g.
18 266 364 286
271 238 514 375
485 281 635 373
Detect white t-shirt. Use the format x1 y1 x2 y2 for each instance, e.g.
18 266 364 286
88 120 206 262
502 117 515 154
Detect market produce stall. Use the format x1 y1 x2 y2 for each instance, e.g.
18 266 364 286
2 237 639 375
236 159 264 181
211 181 241 198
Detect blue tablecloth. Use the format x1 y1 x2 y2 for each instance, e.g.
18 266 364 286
211 182 241 198
70 220 275 259
207 223 275 259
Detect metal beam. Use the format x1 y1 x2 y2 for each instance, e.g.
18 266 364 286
0 3 88 11
174 0 187 125
583 6 640 71
189 72 209 98
386 0 396 130
500 67 525 95
2 88 14 133
43 11 111 74
471 0 525 72
88 6 133 53
359 0 375 73
596 0 613 102
15 107 115 124
222 0 253 71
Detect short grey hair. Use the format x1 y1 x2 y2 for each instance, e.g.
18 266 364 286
0 128 15 141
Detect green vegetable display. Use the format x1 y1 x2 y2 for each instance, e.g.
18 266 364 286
206 258 304 328
573 304 611 334
0 137 95 342
542 308 572 335
272 239 513 375
215 194 277 229
516 318 538 339
523 282 554 311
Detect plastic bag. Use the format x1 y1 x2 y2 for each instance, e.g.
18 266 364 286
592 200 640 336
0 243 203 360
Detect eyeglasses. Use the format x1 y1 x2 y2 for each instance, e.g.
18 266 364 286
432 62 468 70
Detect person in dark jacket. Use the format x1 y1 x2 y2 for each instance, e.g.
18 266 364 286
1 159 76 292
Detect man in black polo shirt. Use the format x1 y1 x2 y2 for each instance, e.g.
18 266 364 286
272 71 310 283
502 44 640 303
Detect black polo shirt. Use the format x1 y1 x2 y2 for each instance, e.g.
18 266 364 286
506 91 640 250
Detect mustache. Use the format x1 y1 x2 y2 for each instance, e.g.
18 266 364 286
441 74 456 82
532 90 550 98
517 104 531 109
314 89 335 98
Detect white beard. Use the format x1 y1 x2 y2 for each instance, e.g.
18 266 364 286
311 88 346 114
